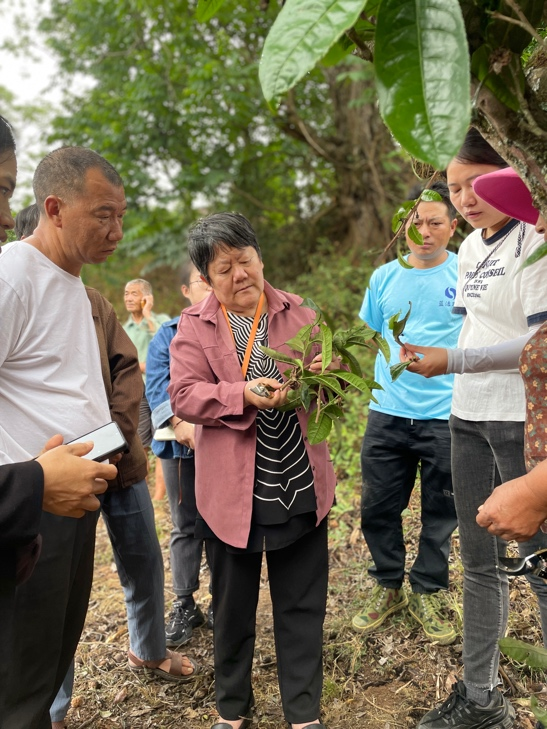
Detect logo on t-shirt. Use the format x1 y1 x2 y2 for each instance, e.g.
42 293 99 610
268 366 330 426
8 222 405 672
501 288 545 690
439 287 456 307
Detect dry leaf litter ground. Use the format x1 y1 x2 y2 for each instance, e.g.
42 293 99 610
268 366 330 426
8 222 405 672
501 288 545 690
62 460 547 729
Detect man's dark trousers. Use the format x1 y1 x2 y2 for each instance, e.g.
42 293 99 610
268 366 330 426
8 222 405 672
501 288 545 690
361 410 457 593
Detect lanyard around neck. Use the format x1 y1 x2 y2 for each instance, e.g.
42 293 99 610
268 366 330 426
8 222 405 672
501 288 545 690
220 291 265 379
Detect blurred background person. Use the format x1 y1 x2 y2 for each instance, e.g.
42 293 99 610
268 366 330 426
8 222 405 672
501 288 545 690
123 278 170 500
146 260 214 649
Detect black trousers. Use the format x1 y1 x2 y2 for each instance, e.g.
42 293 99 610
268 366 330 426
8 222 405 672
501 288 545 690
2 510 98 729
206 518 328 724
361 410 457 593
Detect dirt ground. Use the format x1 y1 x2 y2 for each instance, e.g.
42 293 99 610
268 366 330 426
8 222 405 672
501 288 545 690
63 472 546 729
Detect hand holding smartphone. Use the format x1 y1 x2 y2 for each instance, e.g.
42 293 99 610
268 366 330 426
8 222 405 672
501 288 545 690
66 421 128 462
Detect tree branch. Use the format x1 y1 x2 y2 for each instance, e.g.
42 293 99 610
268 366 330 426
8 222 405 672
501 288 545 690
489 0 546 48
345 28 373 63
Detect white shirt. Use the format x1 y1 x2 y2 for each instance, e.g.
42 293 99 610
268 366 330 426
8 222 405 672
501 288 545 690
451 221 547 421
0 242 110 463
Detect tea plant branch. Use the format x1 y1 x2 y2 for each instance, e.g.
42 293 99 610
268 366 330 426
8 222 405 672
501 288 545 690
258 299 385 444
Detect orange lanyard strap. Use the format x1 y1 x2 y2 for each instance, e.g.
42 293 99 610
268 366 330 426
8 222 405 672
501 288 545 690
220 291 265 380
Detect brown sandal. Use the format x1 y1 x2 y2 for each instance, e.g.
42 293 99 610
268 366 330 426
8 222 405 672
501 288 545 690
127 649 198 683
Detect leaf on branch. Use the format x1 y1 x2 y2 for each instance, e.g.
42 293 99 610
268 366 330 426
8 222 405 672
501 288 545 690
320 324 333 371
374 0 470 167
420 188 442 202
330 369 377 398
390 361 411 382
304 373 346 399
300 297 323 325
196 0 227 23
407 222 423 246
259 345 300 366
337 345 362 376
307 409 333 444
391 200 415 234
388 302 412 347
260 0 368 105
374 332 391 364
397 244 413 269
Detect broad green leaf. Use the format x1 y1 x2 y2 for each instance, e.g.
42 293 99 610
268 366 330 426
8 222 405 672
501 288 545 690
304 374 346 398
330 369 372 396
499 637 547 669
374 332 391 363
307 409 333 444
259 345 299 366
391 199 415 233
397 244 413 269
300 297 323 325
522 242 547 270
390 360 411 381
260 0 368 104
196 0 226 23
301 382 312 410
407 222 423 246
320 324 333 372
375 0 470 167
337 345 363 376
388 302 412 346
322 402 344 418
286 323 313 354
531 696 547 727
420 189 442 202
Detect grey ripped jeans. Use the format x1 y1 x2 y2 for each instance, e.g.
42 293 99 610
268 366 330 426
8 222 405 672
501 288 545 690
450 415 547 691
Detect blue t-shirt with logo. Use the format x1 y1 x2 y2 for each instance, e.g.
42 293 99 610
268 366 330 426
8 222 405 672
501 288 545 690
360 252 462 420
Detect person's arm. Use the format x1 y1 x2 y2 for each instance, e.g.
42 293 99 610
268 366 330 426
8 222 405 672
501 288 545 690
476 459 547 542
104 305 143 442
146 324 174 429
401 329 537 378
146 324 196 449
0 439 115 548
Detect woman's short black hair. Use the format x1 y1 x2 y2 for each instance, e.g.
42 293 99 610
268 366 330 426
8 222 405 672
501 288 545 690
454 128 507 168
0 115 16 161
187 212 262 282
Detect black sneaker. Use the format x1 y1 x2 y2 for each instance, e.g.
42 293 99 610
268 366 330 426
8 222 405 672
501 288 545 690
185 602 206 629
417 681 515 729
165 601 193 647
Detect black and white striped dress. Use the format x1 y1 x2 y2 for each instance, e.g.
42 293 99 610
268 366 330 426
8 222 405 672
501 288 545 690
228 311 317 532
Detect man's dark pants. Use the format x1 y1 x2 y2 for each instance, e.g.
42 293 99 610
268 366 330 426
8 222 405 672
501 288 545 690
361 410 457 593
2 510 98 729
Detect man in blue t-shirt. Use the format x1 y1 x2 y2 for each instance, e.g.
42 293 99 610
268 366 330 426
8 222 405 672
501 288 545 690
352 182 462 644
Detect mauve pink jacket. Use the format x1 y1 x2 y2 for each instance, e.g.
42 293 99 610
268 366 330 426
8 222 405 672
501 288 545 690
168 280 336 549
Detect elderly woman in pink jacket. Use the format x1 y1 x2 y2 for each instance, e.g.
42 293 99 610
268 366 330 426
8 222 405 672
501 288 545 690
168 212 337 729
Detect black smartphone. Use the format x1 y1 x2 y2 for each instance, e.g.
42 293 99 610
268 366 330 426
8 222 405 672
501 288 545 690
66 421 128 462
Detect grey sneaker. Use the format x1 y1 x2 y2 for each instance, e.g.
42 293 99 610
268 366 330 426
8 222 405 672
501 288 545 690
417 681 515 729
352 584 408 632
